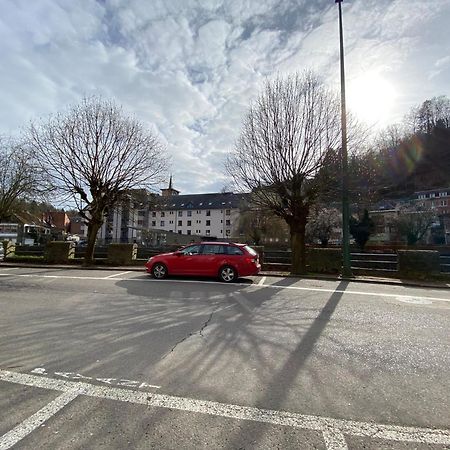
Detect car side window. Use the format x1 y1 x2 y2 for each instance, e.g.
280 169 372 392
226 246 244 255
202 245 227 255
180 245 201 255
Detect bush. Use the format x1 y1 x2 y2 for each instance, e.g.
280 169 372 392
107 243 138 265
307 248 342 274
45 241 75 263
398 250 440 278
5 255 45 263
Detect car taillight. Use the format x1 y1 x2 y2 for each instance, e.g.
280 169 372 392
246 257 258 264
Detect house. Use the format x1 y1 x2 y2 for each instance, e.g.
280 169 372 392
43 211 70 234
415 188 450 215
0 211 52 244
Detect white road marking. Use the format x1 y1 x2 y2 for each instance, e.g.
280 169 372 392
257 276 266 286
0 389 79 450
32 367 161 389
0 370 449 448
104 271 131 279
1 272 449 303
396 296 433 305
323 428 348 450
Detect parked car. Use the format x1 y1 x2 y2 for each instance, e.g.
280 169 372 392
145 242 261 282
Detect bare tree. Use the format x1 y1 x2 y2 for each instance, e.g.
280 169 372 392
27 97 168 264
226 72 343 274
306 206 341 247
0 137 45 221
406 96 450 134
238 203 289 246
393 204 437 246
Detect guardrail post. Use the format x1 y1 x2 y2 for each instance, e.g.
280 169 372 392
2 241 16 259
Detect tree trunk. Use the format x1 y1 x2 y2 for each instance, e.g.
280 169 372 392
289 217 307 275
85 219 102 265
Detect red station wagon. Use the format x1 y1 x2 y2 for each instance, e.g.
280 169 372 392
145 242 261 282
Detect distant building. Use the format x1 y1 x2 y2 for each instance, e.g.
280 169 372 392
95 181 249 244
148 191 247 240
0 211 52 244
415 187 450 215
415 188 450 244
43 211 70 234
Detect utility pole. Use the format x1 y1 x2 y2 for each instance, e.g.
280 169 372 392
336 0 352 277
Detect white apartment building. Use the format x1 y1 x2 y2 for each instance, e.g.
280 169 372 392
148 191 247 239
94 181 249 244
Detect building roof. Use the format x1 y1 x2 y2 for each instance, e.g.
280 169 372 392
152 192 249 211
414 187 450 195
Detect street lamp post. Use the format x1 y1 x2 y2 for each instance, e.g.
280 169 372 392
336 0 352 277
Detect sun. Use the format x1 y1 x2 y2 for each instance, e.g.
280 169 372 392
347 72 397 128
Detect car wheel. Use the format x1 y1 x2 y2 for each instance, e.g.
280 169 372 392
152 263 167 279
219 265 237 283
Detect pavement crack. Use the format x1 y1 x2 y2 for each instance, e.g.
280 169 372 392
199 311 214 337
160 310 215 361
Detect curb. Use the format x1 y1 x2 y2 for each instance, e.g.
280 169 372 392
1 262 449 290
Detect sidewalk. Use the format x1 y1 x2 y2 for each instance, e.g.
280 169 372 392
1 261 450 290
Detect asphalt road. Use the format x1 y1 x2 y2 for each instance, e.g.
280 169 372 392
0 266 449 449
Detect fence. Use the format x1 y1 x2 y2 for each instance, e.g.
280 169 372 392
4 244 450 274
263 249 450 275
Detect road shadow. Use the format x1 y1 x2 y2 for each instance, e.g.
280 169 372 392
225 280 349 448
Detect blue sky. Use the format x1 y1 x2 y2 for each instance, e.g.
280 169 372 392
1 0 449 194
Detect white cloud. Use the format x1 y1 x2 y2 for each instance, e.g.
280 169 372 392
0 0 449 194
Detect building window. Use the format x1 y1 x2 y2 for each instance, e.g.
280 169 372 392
187 211 192 217
170 211 174 215
226 220 231 226
151 221 156 227
196 220 201 224
178 211 183 217
152 212 156 217
178 230 182 234
206 220 211 226
187 230 191 235
225 209 231 216
187 220 192 226
161 212 165 217
160 220 165 227
225 230 231 236
196 210 201 214
205 230 210 236
169 220 174 224
206 210 211 216
178 220 182 226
